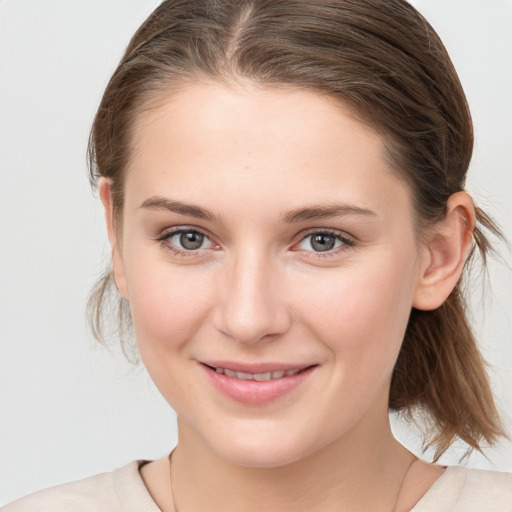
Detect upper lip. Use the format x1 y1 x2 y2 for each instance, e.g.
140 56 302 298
200 361 316 374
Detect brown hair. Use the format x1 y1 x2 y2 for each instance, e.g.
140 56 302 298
88 0 505 459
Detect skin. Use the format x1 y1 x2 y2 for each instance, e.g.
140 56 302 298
100 83 475 512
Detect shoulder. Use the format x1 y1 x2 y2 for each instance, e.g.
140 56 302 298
413 465 512 512
1 461 160 512
456 467 512 508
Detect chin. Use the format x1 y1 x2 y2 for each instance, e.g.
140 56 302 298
218 443 307 469
202 419 322 469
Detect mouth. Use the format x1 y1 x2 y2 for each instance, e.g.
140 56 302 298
203 364 307 381
200 362 318 405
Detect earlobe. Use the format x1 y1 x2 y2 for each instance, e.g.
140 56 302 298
98 178 129 299
412 192 475 311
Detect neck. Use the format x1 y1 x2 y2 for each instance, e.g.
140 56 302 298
171 416 413 512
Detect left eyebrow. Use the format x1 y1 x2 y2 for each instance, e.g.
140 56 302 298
280 204 377 223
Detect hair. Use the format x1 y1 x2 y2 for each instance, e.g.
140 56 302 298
87 0 505 460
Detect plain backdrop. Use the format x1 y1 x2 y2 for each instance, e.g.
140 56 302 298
0 0 511 505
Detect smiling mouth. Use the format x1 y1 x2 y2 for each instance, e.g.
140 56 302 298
201 363 317 404
204 364 308 381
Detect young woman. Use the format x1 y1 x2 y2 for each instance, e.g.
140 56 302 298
4 0 511 510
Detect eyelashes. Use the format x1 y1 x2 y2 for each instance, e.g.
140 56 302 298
156 226 356 259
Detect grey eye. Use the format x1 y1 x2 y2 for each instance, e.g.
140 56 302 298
309 234 336 252
297 232 346 253
165 229 213 251
179 231 206 250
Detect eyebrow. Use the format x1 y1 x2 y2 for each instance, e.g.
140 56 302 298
139 196 377 224
139 196 220 222
280 204 377 223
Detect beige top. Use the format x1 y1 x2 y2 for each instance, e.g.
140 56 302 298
3 461 511 511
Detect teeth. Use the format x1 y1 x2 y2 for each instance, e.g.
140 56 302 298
253 372 272 381
212 366 303 380
236 371 254 380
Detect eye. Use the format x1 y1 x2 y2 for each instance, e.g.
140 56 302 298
160 228 214 253
296 231 353 253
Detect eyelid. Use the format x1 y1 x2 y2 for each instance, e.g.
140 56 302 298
157 225 215 240
297 227 356 244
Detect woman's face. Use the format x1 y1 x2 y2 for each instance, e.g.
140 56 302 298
110 83 428 467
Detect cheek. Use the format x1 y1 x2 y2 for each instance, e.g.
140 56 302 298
124 251 214 356
297 251 418 374
124 256 217 408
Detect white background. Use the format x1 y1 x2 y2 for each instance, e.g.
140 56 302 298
0 0 511 505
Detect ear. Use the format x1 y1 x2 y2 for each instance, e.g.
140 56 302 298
98 178 129 299
413 191 475 310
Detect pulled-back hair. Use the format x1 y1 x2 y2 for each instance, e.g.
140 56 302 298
88 0 505 459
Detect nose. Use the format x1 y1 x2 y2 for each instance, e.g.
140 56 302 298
213 249 291 345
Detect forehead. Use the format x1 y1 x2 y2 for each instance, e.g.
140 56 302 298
125 82 412 222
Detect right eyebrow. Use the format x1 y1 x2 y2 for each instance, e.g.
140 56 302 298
139 196 221 223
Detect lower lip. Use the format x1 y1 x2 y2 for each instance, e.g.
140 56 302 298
201 364 316 405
